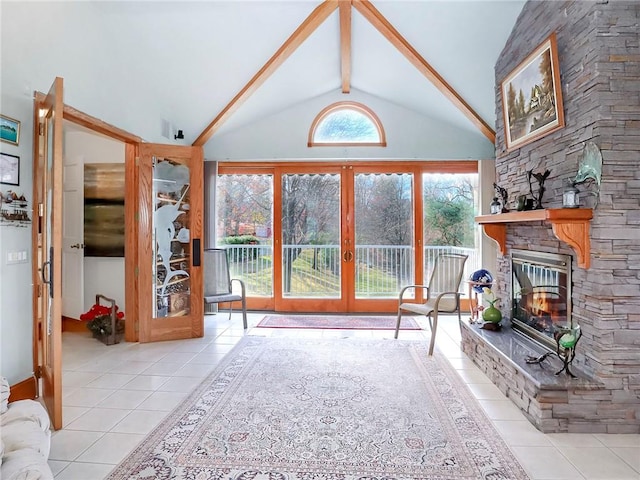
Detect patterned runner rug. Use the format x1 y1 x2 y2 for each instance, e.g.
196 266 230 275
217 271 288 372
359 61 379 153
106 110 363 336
107 337 530 480
256 314 421 330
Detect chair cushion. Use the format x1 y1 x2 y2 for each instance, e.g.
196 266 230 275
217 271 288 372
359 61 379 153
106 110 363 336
204 293 242 304
399 302 434 316
400 297 458 315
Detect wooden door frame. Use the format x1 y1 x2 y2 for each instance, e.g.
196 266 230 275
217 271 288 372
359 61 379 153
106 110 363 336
32 93 142 374
32 78 64 429
218 160 478 313
274 164 346 313
136 143 204 343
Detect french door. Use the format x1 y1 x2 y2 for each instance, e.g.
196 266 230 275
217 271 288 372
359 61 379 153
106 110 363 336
137 144 204 342
218 163 421 313
33 78 64 429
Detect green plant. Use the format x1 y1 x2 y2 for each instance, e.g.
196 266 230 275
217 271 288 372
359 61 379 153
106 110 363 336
86 314 125 337
220 235 259 245
482 287 500 308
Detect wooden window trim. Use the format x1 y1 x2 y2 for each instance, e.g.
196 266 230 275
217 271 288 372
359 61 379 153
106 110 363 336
308 101 387 147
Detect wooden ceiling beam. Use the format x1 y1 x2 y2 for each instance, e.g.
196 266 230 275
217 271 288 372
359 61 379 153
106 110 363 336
339 0 352 93
353 0 496 143
193 0 339 146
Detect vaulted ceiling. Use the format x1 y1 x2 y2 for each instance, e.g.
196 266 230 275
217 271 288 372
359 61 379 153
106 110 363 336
1 0 526 153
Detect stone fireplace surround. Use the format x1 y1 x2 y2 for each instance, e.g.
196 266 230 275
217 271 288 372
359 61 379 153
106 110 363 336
464 1 640 433
460 320 605 433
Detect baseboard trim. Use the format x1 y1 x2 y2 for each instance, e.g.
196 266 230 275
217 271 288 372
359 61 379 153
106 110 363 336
62 315 89 333
8 376 37 402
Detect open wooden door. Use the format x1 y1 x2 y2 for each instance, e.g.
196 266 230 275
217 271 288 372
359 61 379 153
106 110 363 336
32 77 64 429
137 144 204 342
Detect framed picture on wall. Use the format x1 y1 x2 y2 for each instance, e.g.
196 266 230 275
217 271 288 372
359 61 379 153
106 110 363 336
501 32 564 151
0 114 21 146
0 153 20 186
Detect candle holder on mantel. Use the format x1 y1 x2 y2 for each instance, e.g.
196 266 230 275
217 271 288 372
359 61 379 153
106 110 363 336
525 324 582 378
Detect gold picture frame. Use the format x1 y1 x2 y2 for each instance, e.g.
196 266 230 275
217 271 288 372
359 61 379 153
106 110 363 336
501 33 564 151
0 114 21 146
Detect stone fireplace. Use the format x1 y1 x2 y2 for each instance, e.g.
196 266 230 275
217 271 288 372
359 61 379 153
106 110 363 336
511 249 572 351
461 0 640 434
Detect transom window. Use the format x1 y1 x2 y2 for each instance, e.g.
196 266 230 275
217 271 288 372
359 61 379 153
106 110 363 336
308 101 386 147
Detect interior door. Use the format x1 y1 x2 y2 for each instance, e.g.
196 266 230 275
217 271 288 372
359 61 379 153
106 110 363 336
137 144 204 342
33 77 64 429
62 152 85 319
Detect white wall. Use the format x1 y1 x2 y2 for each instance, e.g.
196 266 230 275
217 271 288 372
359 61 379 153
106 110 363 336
64 130 126 315
0 2 179 145
0 2 500 385
0 95 35 384
207 89 496 161
478 159 498 278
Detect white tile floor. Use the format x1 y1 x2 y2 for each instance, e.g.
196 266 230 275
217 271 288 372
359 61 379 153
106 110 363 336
49 313 640 480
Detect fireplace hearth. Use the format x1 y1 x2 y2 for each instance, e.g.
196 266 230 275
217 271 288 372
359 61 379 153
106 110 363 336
511 249 572 350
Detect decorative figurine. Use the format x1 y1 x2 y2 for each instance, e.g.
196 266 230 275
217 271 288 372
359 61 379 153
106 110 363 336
572 141 602 208
527 169 551 210
493 183 509 213
525 325 582 378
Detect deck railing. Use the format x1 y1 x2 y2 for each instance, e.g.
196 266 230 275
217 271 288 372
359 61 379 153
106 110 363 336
224 244 479 298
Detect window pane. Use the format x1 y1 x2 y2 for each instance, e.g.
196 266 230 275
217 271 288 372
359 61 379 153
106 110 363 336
422 173 479 294
216 174 273 297
315 110 380 143
281 174 341 298
354 173 414 298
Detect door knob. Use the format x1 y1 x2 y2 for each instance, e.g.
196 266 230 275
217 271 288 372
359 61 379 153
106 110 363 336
70 243 84 249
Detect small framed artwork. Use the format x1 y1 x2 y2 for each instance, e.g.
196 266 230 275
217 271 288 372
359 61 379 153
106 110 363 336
501 32 564 151
0 115 21 146
0 153 20 186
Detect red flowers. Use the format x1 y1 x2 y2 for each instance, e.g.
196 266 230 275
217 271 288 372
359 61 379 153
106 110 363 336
80 303 124 321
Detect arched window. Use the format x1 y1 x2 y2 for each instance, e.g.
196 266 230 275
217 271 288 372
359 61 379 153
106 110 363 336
308 101 386 147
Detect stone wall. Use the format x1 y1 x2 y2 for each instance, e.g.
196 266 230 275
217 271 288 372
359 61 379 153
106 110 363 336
487 0 640 431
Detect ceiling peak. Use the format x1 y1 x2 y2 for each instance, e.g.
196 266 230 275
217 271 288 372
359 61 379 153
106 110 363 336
194 0 496 146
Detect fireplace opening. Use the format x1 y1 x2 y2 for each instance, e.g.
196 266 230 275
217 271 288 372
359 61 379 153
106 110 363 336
511 249 572 350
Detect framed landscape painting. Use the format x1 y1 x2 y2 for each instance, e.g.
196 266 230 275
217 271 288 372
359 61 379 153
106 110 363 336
501 33 564 151
0 115 21 146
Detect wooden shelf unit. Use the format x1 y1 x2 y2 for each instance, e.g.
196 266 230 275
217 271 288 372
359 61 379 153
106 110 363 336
475 208 593 268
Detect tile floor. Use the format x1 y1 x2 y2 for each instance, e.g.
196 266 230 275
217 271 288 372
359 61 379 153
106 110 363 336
49 313 640 480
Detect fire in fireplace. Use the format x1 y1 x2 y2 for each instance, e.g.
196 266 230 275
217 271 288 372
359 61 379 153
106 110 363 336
511 249 572 350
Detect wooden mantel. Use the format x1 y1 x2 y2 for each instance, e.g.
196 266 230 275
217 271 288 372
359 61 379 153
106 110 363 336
475 208 594 268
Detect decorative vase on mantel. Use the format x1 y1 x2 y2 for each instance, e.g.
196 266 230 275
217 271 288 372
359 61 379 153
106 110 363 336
481 294 502 330
482 304 502 324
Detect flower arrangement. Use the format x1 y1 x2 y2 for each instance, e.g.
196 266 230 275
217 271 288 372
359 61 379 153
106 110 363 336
80 303 124 322
81 302 125 344
481 287 502 324
482 287 500 307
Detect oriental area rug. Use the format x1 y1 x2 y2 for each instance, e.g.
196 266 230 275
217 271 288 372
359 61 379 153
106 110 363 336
107 337 530 480
256 314 421 330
